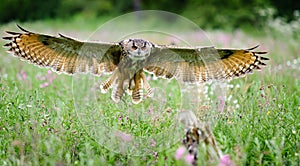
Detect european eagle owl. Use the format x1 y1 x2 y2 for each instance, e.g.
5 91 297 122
3 25 269 104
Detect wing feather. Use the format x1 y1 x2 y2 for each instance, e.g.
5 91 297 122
3 25 122 76
145 45 268 83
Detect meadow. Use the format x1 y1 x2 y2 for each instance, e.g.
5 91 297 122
0 15 299 165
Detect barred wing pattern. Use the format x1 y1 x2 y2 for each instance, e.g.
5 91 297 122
3 25 121 76
145 45 268 83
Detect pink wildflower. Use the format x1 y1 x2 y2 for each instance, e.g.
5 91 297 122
35 73 46 81
115 131 132 142
36 70 57 88
20 70 27 80
218 96 225 112
174 146 186 160
218 154 233 166
17 70 27 81
220 34 231 47
47 70 56 83
146 76 151 81
150 138 156 147
40 82 49 88
118 116 122 121
184 153 194 164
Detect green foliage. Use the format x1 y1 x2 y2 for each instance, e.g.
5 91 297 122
57 0 114 18
141 0 188 13
0 0 298 30
0 0 60 22
270 0 300 22
182 0 271 30
0 0 114 23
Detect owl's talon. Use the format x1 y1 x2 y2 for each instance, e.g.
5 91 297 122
126 89 132 95
99 85 108 94
132 98 142 104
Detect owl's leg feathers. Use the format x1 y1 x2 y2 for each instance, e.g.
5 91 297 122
141 73 153 98
100 72 117 94
111 76 125 103
100 70 125 103
132 74 143 104
100 71 152 104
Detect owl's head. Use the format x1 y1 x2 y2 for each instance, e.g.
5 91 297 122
122 39 153 60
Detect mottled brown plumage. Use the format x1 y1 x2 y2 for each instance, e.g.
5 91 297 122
3 25 269 104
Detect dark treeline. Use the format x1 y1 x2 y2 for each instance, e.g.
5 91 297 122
0 0 299 29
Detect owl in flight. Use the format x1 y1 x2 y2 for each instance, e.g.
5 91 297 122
3 25 268 104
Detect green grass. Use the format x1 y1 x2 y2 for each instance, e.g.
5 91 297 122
0 17 299 166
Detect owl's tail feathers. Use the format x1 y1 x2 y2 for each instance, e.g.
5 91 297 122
100 72 117 94
141 73 153 98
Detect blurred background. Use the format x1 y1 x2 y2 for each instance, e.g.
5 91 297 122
0 0 299 30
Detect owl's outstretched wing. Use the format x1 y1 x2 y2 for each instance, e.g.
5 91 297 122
3 25 122 75
144 45 268 83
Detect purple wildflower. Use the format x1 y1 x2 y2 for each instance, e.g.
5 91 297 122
20 70 27 80
40 82 49 88
35 73 46 81
184 153 194 164
146 76 151 81
118 116 122 121
218 154 233 166
115 131 132 142
150 138 156 147
218 96 226 112
16 70 28 81
46 70 56 83
36 70 57 88
174 146 186 160
220 34 231 47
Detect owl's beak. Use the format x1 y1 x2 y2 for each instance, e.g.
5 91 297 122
137 49 141 55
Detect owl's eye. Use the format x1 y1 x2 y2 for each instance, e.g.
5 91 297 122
132 46 138 50
141 46 146 50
